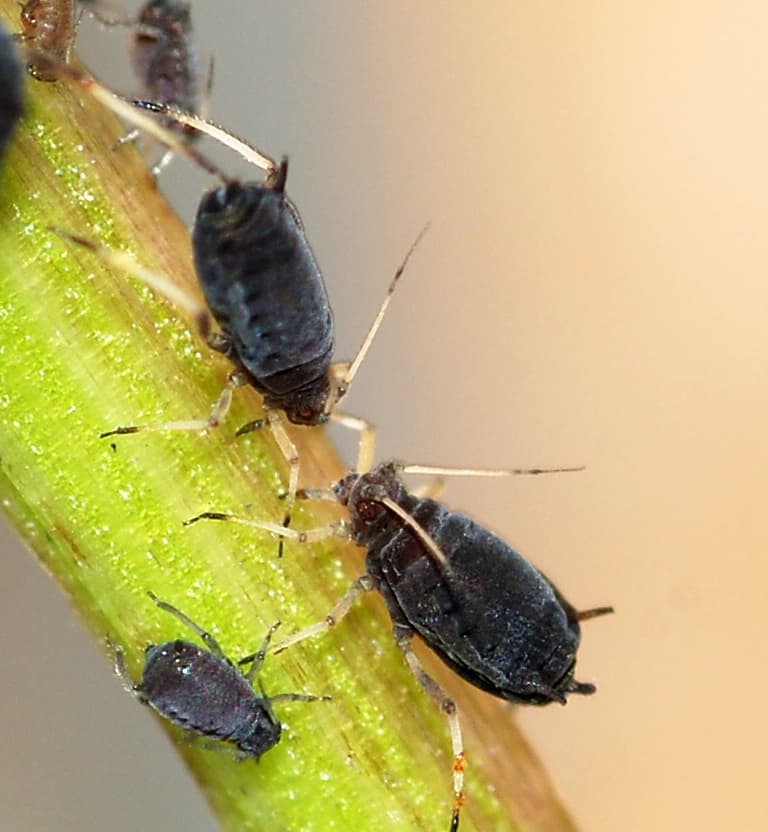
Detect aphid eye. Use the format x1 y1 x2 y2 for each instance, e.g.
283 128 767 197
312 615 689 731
356 499 378 522
296 404 315 421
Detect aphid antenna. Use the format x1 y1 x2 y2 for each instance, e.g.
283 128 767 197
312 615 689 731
328 222 431 413
26 53 277 182
379 496 450 569
398 462 586 478
130 98 279 183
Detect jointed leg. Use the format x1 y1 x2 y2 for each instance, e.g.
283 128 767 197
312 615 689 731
238 621 281 681
185 508 347 545
394 626 465 832
147 591 224 657
100 371 248 438
329 408 378 475
271 574 375 655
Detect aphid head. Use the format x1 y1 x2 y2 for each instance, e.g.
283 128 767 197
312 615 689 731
277 381 332 426
236 707 282 759
334 463 403 531
197 180 283 238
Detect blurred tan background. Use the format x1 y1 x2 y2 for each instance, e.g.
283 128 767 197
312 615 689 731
3 1 767 829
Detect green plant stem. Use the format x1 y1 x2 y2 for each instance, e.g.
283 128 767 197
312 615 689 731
0 5 579 830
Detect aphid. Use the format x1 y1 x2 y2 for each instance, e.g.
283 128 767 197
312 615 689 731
46 64 420 530
187 460 612 830
89 0 205 174
18 0 76 81
0 24 25 162
113 592 328 758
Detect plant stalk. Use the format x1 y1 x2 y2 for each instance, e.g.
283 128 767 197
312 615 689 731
0 5 579 830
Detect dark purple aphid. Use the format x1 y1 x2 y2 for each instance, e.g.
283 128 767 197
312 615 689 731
113 593 327 759
18 0 76 81
192 167 336 427
335 462 612 706
0 23 25 161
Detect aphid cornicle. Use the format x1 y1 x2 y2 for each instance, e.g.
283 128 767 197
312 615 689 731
113 593 327 759
188 459 612 830
0 23 25 162
18 0 76 81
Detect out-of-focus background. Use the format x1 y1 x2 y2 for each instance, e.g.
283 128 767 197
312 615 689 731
3 2 767 830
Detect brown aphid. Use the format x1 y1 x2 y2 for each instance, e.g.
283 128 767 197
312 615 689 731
19 0 76 81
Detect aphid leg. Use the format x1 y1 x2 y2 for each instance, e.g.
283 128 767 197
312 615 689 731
52 227 216 340
268 691 331 705
184 509 348 546
52 228 258 437
295 487 339 503
109 641 138 695
394 626 465 832
113 126 140 150
329 409 377 475
271 574 375 655
237 621 281 681
234 406 302 556
147 591 226 657
100 370 248 438
264 406 301 556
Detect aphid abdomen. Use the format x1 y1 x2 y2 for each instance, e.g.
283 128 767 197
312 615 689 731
193 183 334 398
369 493 584 705
138 641 279 750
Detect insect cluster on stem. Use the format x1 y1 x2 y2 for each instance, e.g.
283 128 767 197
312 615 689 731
14 26 614 832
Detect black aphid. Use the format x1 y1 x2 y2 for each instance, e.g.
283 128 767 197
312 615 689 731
113 592 327 758
0 23 25 162
188 460 612 830
47 65 420 530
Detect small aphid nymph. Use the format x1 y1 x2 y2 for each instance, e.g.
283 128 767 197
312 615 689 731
113 593 327 759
